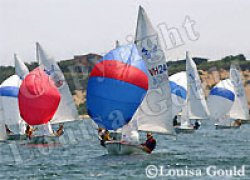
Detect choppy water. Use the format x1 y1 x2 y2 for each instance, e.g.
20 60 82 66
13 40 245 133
0 119 250 180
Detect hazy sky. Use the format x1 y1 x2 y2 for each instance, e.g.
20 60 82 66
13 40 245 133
1 0 250 66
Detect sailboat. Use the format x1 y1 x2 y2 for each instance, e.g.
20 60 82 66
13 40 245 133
87 43 149 154
30 43 79 142
207 79 237 129
0 74 28 140
18 67 61 144
3 54 31 140
0 55 29 141
36 43 79 124
111 6 176 154
208 64 249 129
0 76 20 141
171 52 209 133
87 6 175 155
229 64 250 123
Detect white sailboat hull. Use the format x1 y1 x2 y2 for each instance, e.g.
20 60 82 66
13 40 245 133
105 141 147 155
214 124 240 130
175 125 195 134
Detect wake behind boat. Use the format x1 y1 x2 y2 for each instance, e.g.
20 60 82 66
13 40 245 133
215 124 240 130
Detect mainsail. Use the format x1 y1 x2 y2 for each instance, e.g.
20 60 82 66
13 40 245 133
14 54 29 80
133 6 175 135
185 51 209 119
36 43 79 124
229 64 249 120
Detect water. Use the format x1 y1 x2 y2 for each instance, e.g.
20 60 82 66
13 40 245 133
0 119 250 180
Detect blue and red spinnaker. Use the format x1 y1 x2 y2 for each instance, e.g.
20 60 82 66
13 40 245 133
87 44 148 130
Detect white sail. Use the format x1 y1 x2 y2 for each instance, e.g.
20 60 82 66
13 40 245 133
179 71 191 128
229 64 250 120
186 51 209 119
14 54 29 80
180 101 191 126
33 122 54 136
0 75 23 132
217 114 232 126
169 71 187 116
36 42 79 124
0 97 7 140
208 79 235 121
132 6 175 135
14 54 29 133
121 120 139 143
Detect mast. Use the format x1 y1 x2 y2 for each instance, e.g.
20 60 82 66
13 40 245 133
115 40 120 48
36 42 40 64
185 52 191 124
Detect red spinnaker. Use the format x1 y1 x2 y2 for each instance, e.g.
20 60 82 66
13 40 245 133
18 67 61 125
